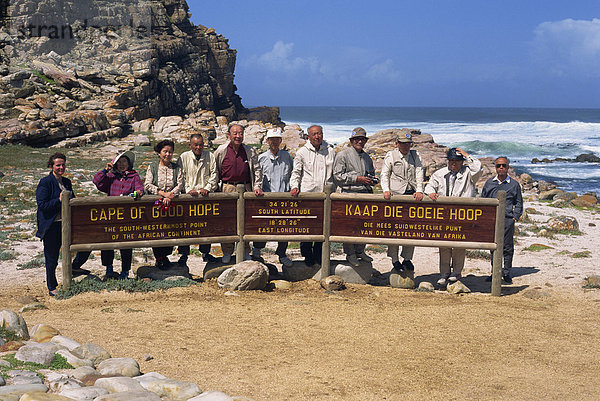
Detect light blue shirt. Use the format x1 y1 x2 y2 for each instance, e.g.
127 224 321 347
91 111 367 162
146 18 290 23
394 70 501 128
258 149 293 192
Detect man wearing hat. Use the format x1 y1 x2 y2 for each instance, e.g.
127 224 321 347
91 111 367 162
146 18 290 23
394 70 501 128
177 133 219 265
251 128 294 266
290 124 336 267
333 127 376 267
380 132 424 273
425 147 482 286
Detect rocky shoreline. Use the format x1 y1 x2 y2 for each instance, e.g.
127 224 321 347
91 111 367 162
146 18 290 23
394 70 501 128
0 309 251 400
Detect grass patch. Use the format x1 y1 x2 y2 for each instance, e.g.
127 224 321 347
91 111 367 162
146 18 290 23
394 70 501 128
0 249 16 261
17 255 45 270
56 277 198 299
523 244 553 252
0 353 73 377
554 229 583 236
365 244 387 254
465 250 491 260
0 326 23 342
571 251 591 258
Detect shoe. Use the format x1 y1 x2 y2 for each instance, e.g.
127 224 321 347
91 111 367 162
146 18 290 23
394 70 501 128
48 289 57 297
72 267 90 277
485 275 493 282
244 253 252 261
305 258 315 267
251 247 261 258
437 277 447 286
222 253 232 264
502 274 513 284
392 260 403 272
279 255 293 267
177 255 188 266
402 260 415 272
118 270 129 279
203 253 218 263
448 273 461 283
357 252 373 262
105 266 119 279
346 254 360 267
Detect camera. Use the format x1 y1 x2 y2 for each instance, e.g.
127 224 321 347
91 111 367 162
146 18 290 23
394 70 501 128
366 173 379 185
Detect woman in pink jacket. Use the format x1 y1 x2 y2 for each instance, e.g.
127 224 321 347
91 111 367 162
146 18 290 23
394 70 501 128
92 150 144 278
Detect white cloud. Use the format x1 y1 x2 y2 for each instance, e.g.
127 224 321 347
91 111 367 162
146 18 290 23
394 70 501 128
366 59 402 83
247 40 319 74
533 18 600 77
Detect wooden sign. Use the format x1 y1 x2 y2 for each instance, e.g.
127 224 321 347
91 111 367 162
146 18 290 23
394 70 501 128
330 200 496 243
70 198 237 245
244 198 324 236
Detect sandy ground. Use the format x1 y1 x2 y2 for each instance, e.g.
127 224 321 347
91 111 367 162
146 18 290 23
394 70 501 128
2 200 600 400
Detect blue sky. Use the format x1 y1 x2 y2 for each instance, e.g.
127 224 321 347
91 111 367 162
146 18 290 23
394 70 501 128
188 1 600 108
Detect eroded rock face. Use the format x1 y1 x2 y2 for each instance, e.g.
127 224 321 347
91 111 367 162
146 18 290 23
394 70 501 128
0 0 252 145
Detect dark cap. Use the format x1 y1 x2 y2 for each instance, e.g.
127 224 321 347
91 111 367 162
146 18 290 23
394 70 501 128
446 148 465 161
350 127 367 139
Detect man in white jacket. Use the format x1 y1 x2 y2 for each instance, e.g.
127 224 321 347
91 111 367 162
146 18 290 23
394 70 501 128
177 133 219 264
380 132 424 273
425 147 482 286
290 125 335 266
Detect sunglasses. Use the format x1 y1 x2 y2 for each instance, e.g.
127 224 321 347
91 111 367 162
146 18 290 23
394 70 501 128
495 163 508 168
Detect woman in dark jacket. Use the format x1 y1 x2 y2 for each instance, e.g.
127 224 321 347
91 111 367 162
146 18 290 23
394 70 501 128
36 153 90 296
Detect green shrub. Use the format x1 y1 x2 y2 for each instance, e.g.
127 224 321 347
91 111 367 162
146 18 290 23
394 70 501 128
56 277 198 299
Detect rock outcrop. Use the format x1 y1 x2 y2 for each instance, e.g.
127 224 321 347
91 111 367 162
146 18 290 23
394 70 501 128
0 0 280 145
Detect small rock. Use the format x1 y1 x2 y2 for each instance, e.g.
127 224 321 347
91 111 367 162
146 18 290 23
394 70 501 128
96 357 140 377
389 268 415 289
320 275 345 291
282 262 321 282
0 383 48 396
71 343 111 366
585 275 600 287
15 296 38 304
0 310 29 340
15 344 56 365
217 261 269 290
188 391 234 400
51 335 81 351
94 391 162 400
143 354 154 361
71 366 98 380
417 281 435 292
0 341 25 352
48 377 83 393
147 379 202 401
19 392 73 400
271 280 292 290
203 265 231 281
332 262 373 285
60 386 109 400
538 189 563 200
134 372 167 389
94 377 146 393
19 303 47 313
56 349 94 368
7 370 43 385
446 281 471 294
132 134 151 146
224 291 239 296
29 324 60 343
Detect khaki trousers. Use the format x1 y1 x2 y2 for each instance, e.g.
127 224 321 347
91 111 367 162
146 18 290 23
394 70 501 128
221 183 252 255
438 247 465 276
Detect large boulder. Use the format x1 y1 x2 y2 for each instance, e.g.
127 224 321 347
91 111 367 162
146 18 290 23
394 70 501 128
546 216 579 232
217 261 269 290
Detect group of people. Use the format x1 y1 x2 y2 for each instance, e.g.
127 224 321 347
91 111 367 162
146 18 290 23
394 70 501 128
36 124 522 296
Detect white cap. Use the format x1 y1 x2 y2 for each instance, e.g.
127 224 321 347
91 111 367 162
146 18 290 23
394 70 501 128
266 128 283 138
112 150 136 169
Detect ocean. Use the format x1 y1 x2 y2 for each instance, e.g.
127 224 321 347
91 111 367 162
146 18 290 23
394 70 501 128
279 106 600 195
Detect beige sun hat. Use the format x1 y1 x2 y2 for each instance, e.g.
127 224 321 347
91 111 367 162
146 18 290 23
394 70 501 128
112 150 136 169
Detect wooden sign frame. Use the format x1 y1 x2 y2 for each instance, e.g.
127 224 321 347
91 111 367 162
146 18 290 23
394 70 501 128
61 185 506 296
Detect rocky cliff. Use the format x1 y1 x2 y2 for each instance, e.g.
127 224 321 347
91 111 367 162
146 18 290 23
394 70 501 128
0 0 275 145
